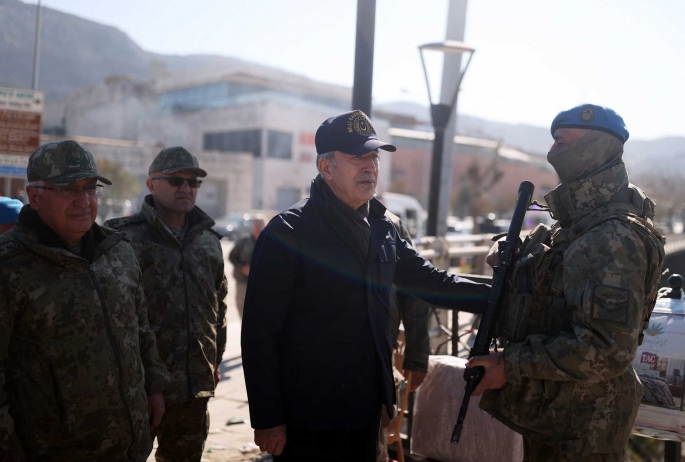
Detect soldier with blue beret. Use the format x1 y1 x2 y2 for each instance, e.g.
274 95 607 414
476 105 665 461
551 103 630 143
0 197 23 235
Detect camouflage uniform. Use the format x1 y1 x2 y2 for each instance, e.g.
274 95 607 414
0 140 169 461
105 195 228 462
0 208 170 461
480 147 665 459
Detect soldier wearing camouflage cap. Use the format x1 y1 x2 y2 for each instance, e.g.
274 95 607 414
0 140 170 461
106 146 227 462
474 105 665 461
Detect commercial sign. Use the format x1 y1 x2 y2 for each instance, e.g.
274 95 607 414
0 87 44 158
0 87 42 185
641 352 659 366
0 87 44 113
0 154 28 177
631 297 685 442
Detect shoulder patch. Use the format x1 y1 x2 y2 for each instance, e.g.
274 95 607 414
104 214 144 229
0 236 25 260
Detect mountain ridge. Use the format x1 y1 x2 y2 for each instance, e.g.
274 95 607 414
1 0 683 175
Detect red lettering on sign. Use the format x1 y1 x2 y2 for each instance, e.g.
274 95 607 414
299 133 316 145
641 352 658 365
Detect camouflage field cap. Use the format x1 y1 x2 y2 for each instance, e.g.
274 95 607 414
27 140 112 185
148 147 207 177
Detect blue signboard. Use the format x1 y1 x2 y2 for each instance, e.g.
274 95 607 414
0 165 27 176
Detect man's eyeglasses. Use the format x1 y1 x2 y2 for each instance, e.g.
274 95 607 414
34 184 104 198
152 177 203 188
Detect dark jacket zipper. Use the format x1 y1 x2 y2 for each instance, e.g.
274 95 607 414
88 265 137 459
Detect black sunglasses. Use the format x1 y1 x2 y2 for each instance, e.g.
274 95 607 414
152 177 202 188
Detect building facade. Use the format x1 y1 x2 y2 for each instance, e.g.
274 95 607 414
41 66 555 225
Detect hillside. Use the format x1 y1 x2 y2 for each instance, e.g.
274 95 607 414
375 101 685 175
0 0 275 99
2 0 684 177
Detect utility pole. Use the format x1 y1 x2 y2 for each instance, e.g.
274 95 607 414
434 0 467 237
351 0 376 116
33 0 43 90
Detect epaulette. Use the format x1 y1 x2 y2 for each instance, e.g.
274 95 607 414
0 235 25 261
104 214 145 229
208 228 223 240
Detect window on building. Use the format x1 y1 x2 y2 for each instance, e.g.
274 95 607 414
267 130 293 160
204 130 262 157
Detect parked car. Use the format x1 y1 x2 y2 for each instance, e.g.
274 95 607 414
212 211 276 240
212 214 250 240
380 192 426 239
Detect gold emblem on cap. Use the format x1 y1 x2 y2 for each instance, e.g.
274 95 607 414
347 110 373 136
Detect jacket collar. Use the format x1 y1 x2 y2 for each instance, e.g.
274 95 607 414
544 162 630 225
308 177 387 219
140 195 215 244
13 205 122 263
308 178 391 270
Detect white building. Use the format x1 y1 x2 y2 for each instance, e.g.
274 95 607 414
46 68 392 218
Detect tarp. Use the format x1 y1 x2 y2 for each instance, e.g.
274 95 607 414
411 355 523 462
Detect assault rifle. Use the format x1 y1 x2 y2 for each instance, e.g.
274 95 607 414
451 181 535 444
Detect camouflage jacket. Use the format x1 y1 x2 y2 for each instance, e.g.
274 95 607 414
481 163 665 454
105 196 228 403
0 207 170 462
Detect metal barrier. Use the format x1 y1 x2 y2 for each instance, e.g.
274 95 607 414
413 232 685 358
416 232 685 271
665 233 685 255
415 233 497 276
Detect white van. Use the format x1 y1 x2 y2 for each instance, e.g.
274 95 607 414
379 192 426 240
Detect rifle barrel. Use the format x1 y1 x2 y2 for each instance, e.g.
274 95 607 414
450 181 535 445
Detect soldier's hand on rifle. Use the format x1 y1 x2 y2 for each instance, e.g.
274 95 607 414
255 424 287 455
486 238 506 268
466 351 507 396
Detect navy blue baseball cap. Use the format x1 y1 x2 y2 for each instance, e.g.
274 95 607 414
315 110 397 155
551 104 629 143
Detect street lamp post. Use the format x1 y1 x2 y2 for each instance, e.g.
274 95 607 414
351 0 376 116
33 0 43 90
418 40 475 237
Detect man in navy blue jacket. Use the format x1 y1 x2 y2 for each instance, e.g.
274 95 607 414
242 110 489 462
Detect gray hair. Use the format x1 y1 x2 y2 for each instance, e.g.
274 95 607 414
27 180 47 194
316 151 336 174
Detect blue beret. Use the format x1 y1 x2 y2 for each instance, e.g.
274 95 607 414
0 197 23 225
551 104 629 143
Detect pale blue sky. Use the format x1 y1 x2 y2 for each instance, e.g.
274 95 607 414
32 0 685 139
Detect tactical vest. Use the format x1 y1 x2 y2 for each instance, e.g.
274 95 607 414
498 187 665 346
